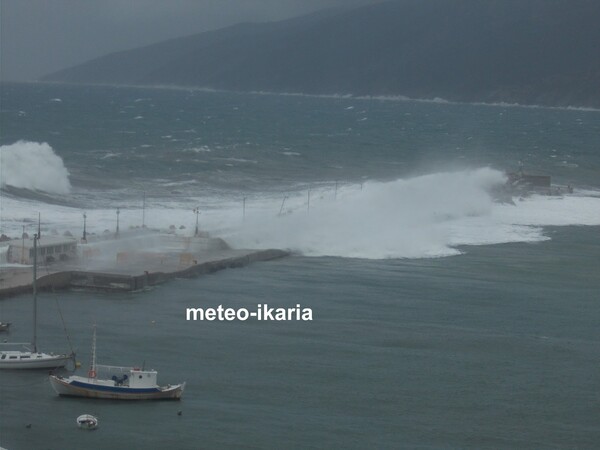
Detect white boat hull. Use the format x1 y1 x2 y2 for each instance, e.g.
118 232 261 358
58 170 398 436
50 375 185 400
0 351 72 369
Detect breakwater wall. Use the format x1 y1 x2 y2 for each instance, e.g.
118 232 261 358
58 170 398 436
0 249 288 299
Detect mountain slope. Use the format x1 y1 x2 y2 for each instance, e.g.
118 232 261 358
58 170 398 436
43 0 600 107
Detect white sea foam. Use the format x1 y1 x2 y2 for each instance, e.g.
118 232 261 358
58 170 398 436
246 88 599 112
162 180 199 187
183 146 212 153
100 152 120 159
47 81 598 112
1 166 599 260
217 157 257 164
217 168 600 259
220 168 507 258
0 141 71 194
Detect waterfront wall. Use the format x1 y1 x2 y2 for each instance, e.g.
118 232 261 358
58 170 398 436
0 249 288 299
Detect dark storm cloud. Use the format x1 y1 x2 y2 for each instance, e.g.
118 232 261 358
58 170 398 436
0 0 382 81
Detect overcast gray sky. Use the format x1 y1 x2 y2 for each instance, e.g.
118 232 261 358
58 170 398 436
0 0 382 82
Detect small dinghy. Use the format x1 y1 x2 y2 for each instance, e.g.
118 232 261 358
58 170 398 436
76 414 98 430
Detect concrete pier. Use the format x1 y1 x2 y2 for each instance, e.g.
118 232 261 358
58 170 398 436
0 232 288 298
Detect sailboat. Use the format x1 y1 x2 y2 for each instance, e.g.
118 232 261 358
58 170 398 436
0 233 74 369
50 325 185 400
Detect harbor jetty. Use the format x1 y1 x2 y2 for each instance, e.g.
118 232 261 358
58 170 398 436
0 229 288 299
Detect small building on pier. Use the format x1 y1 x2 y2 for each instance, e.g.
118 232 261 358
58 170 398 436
7 236 78 264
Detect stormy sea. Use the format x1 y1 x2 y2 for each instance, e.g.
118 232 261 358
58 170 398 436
1 82 599 449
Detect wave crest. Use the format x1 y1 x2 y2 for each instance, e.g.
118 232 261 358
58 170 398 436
0 141 71 194
228 168 513 259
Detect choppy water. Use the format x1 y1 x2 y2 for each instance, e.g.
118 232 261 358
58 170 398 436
0 82 599 449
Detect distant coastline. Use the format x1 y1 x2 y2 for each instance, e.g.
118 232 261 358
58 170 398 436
40 1 600 110
14 80 600 114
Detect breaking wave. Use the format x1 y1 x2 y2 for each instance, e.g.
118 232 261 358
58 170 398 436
220 168 600 259
0 141 72 194
1 165 599 261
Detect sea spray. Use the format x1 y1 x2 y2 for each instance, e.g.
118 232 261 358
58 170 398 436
0 141 71 194
212 168 600 259
1 166 599 259
225 168 511 259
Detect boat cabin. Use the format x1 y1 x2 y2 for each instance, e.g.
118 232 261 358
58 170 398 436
128 368 158 388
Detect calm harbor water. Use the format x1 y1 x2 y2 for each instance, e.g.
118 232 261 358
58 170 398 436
1 82 599 449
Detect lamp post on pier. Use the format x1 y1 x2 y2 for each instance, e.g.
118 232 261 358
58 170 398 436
142 191 146 228
21 225 25 264
116 208 120 237
193 207 200 237
82 212 87 242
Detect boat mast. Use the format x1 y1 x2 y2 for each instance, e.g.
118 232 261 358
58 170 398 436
32 233 38 353
89 324 97 378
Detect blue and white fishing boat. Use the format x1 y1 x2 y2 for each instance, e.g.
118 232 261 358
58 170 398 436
49 326 185 400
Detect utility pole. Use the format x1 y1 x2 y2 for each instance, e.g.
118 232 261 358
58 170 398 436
116 208 120 237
